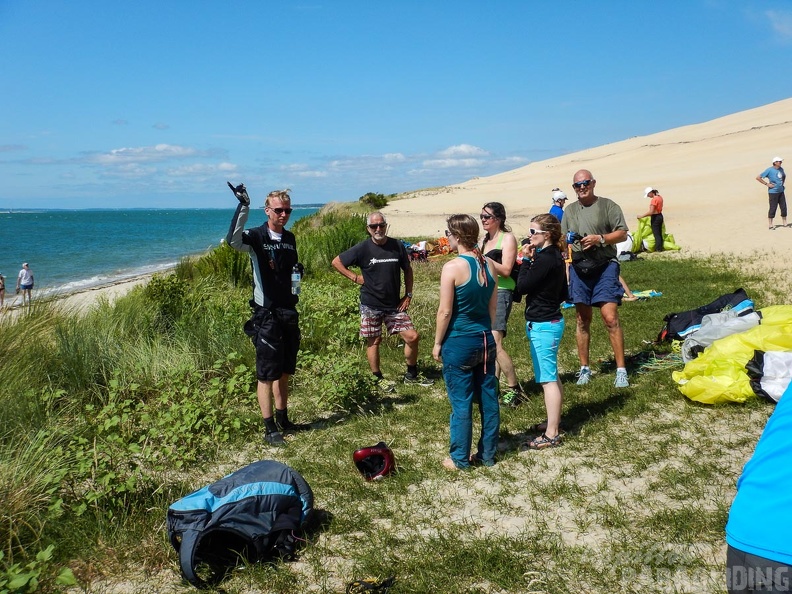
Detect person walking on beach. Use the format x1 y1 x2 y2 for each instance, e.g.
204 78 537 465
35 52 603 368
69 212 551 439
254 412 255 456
226 184 309 446
516 214 568 450
480 202 523 406
16 263 33 306
331 212 433 391
637 186 665 252
0 273 5 310
756 157 787 230
561 169 630 388
433 214 500 470
549 189 568 222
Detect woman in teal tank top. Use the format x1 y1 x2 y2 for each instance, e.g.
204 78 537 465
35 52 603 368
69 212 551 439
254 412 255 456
433 214 500 470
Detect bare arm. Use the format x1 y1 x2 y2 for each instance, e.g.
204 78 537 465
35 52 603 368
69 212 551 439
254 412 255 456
487 261 498 327
331 255 362 285
433 261 458 361
397 263 414 312
756 174 773 188
491 232 517 277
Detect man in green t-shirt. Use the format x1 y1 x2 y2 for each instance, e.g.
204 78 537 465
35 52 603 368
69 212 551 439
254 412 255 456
560 169 630 388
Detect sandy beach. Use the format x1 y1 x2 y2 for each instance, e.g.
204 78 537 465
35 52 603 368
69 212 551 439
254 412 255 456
2 274 153 320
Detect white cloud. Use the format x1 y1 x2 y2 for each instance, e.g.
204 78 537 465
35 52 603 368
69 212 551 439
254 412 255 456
437 144 489 158
86 144 210 165
766 10 792 40
295 170 328 178
422 158 486 169
167 163 238 177
383 152 407 162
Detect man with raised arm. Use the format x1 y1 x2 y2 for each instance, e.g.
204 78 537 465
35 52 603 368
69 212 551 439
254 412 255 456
227 184 309 446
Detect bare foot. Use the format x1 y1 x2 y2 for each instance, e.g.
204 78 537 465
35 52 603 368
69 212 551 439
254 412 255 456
623 296 638 301
442 457 459 471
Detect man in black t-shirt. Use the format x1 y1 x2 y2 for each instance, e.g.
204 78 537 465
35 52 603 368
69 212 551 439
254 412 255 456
227 186 309 446
332 212 433 390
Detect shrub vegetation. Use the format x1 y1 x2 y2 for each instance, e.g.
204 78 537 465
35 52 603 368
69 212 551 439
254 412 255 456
0 203 788 592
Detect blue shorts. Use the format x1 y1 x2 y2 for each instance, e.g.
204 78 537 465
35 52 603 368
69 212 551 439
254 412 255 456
493 289 513 335
568 261 622 306
20 283 33 290
526 318 565 383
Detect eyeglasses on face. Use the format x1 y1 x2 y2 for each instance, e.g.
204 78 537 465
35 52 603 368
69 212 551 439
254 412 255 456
444 230 452 237
572 179 594 190
479 213 495 221
368 223 387 230
528 228 546 236
269 207 293 215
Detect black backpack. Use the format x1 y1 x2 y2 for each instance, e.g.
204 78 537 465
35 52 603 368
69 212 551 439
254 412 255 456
657 288 754 342
167 460 313 588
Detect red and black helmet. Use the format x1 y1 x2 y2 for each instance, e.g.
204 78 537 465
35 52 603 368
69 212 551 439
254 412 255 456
353 442 395 481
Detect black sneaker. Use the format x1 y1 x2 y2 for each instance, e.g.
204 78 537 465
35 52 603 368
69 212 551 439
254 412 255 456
279 420 311 434
403 372 435 387
264 430 285 446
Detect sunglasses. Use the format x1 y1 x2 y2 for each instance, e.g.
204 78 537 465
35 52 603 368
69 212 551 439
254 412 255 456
368 223 387 230
528 228 546 236
480 214 495 221
444 230 452 237
269 207 293 215
572 179 594 190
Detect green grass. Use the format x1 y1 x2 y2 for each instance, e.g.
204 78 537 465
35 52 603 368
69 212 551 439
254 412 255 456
0 205 785 593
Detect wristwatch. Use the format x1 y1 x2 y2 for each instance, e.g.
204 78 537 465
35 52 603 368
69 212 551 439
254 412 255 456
406 292 413 298
599 235 606 246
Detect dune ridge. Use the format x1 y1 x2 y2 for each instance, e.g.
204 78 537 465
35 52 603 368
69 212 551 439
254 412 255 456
383 97 792 258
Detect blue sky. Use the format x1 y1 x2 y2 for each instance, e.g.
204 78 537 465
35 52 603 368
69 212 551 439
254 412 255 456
1 1 791 208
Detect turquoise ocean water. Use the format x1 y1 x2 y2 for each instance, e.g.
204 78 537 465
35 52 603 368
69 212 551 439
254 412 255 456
0 207 320 296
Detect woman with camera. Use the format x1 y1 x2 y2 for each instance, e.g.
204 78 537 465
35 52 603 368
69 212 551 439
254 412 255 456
516 214 568 449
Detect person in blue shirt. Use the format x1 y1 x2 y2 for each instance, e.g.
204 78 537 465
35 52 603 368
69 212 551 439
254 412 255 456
755 157 786 230
549 189 567 222
725 381 792 593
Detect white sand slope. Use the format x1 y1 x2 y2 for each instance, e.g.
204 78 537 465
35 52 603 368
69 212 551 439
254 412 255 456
384 97 792 258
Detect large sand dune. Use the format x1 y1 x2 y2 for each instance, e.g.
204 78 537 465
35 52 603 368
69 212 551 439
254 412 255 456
384 97 792 258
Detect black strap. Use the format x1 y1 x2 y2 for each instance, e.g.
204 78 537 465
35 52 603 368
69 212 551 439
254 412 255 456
177 529 206 588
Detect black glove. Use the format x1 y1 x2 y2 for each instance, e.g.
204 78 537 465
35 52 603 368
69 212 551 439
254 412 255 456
227 181 250 206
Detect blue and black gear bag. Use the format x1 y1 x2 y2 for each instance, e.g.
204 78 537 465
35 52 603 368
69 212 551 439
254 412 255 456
167 460 313 589
657 288 754 342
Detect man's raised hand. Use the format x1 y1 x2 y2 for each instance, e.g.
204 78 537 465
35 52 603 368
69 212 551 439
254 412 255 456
227 181 250 206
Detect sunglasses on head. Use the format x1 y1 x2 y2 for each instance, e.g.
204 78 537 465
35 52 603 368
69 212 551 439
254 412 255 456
528 228 546 236
368 223 387 230
572 179 594 190
269 207 293 215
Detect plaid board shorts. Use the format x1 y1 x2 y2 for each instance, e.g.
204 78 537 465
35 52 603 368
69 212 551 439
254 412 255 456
359 304 415 338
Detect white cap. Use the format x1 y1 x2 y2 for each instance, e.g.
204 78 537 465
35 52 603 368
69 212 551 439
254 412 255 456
552 190 567 202
773 156 783 163
643 186 656 198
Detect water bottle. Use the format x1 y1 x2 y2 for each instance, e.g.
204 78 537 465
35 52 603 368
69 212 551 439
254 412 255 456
291 264 301 295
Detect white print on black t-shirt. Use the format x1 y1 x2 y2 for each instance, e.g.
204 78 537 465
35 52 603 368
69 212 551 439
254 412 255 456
368 257 399 266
